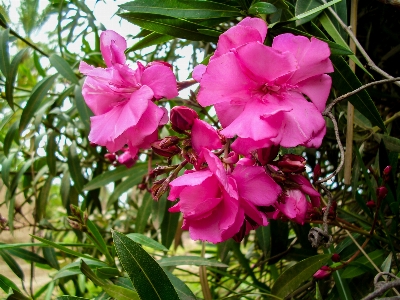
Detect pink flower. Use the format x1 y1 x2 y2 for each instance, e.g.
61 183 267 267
193 17 333 155
79 30 178 157
168 149 281 243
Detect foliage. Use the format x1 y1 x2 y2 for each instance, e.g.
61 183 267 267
0 0 400 299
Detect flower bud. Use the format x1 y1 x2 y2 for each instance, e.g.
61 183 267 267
256 146 279 165
89 142 98 147
222 151 239 164
313 266 331 279
159 136 180 148
313 164 321 181
377 186 388 201
366 200 376 208
104 153 116 163
275 154 306 173
383 165 392 175
151 140 181 158
331 253 340 262
117 151 137 168
170 106 198 133
151 178 169 200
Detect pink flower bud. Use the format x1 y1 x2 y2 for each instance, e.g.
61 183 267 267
275 154 306 173
159 136 180 148
366 200 376 208
104 153 116 162
222 151 239 164
117 151 137 168
331 253 340 262
377 186 388 201
313 164 321 181
170 106 198 133
383 165 392 175
313 266 331 279
151 140 181 158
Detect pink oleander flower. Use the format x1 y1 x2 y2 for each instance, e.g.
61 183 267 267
168 149 281 243
193 17 333 155
79 30 178 157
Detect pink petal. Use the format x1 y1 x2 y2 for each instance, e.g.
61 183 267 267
272 34 333 83
193 64 207 82
233 164 281 206
215 101 245 128
289 174 320 197
141 64 178 99
100 30 127 67
297 74 332 112
168 169 214 200
236 42 297 83
191 119 222 155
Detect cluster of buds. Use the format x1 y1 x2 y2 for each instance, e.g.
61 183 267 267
68 205 88 231
366 165 391 209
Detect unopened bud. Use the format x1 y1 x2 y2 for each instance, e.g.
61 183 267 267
256 146 279 165
117 151 137 168
377 186 388 201
151 140 181 158
104 153 116 162
89 142 98 147
222 151 239 164
383 165 392 175
331 253 340 262
68 219 82 230
170 106 198 133
313 164 321 181
366 200 376 208
151 178 169 200
275 154 306 173
159 136 180 148
313 266 331 280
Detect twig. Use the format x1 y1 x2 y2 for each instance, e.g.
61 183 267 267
362 273 400 300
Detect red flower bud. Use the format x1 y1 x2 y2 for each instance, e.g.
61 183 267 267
313 266 331 279
159 136 180 148
170 106 198 133
256 146 279 165
366 200 376 208
275 154 306 173
90 142 98 147
331 253 341 262
383 165 392 175
151 140 181 158
313 164 321 181
377 186 388 201
104 153 116 162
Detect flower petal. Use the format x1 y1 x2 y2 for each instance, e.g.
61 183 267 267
100 30 127 67
297 74 332 112
142 64 178 99
191 119 222 155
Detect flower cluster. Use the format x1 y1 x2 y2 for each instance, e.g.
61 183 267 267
80 17 333 244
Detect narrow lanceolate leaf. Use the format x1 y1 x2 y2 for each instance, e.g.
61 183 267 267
84 164 146 191
49 54 79 84
74 85 92 134
135 193 153 234
0 28 10 77
119 13 217 42
68 141 86 193
272 254 331 298
288 0 341 22
248 2 277 15
164 270 197 300
19 74 58 134
0 274 22 293
1 245 48 265
5 48 28 110
102 284 140 300
126 233 168 252
158 256 228 268
160 201 180 250
119 0 241 19
330 56 386 131
112 230 180 300
295 0 323 26
36 175 53 222
0 249 24 280
3 121 19 157
126 32 174 53
46 130 58 176
86 219 113 264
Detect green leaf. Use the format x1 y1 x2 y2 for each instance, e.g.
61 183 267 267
341 250 386 278
3 120 19 157
46 130 58 176
0 28 10 78
289 0 341 22
0 274 22 293
86 219 114 264
126 32 174 53
158 256 228 268
49 53 79 84
160 200 180 249
53 259 108 280
119 13 217 42
135 193 153 234
119 0 241 19
0 249 24 280
84 164 146 191
295 0 323 26
60 170 71 208
333 270 353 300
6 48 28 110
31 235 102 262
330 56 386 131
96 267 120 279
36 175 53 222
79 260 109 286
112 230 180 300
19 74 58 134
126 233 168 252
1 245 48 265
107 165 149 208
56 297 90 300
1 153 15 188
272 254 331 298
164 269 197 300
33 51 46 77
74 85 93 134
43 241 60 270
319 12 372 76
102 284 140 300
249 2 277 15
374 133 400 153
68 141 86 193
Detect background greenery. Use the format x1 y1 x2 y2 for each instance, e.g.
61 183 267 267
0 0 400 299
